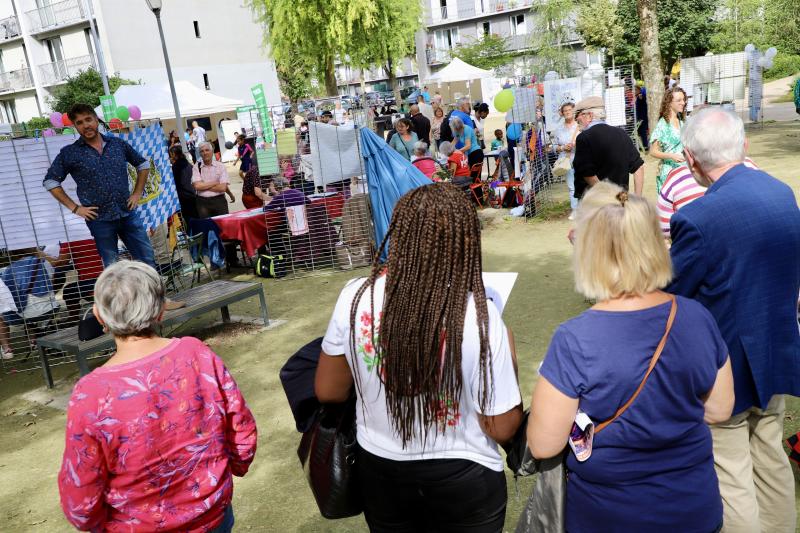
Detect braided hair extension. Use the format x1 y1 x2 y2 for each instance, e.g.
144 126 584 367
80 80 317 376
348 183 493 447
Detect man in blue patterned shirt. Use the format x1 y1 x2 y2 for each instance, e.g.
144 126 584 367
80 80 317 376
43 104 183 309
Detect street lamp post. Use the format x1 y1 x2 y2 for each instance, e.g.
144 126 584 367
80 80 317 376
145 0 188 153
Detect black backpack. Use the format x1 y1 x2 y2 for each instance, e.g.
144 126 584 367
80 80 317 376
254 254 287 278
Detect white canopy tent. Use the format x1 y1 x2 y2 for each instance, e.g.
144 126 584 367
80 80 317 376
424 57 498 106
424 57 493 84
93 81 244 121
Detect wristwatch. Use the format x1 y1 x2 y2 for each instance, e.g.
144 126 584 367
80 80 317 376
72 205 80 214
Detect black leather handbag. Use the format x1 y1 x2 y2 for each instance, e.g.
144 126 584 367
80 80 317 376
297 396 362 519
78 308 104 341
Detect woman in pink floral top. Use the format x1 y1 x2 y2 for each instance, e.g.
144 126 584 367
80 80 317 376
58 260 257 532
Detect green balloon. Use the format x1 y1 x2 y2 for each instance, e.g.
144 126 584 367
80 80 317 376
494 89 515 113
61 127 75 135
116 106 130 121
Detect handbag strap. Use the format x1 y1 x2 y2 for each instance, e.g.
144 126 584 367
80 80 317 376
595 295 677 434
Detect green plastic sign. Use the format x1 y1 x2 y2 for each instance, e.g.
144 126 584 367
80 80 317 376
99 94 117 121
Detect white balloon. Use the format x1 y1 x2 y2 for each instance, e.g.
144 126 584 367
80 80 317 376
764 58 774 69
544 70 559 81
757 57 766 67
766 47 778 58
745 43 756 53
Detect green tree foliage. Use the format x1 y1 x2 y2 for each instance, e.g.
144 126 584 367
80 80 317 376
529 0 578 75
347 0 421 103
248 0 419 97
615 0 716 71
710 0 800 56
48 69 137 113
275 56 313 106
448 34 513 72
576 0 623 57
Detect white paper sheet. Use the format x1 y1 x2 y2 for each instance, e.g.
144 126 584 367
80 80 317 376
482 272 518 315
307 122 362 187
604 87 627 127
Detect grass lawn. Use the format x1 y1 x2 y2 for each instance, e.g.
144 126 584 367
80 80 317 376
1 122 799 531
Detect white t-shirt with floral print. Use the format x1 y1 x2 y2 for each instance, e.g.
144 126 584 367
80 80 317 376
322 276 521 472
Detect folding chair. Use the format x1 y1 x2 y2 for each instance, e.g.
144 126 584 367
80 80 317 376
468 163 487 208
169 232 214 290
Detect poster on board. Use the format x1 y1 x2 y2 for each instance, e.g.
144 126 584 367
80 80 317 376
543 78 582 131
604 86 627 127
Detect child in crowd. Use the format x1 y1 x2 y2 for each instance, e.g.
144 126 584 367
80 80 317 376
491 129 505 152
440 141 471 179
234 134 254 178
280 155 296 180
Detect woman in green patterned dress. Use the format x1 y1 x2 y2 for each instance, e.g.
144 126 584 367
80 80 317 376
649 87 688 193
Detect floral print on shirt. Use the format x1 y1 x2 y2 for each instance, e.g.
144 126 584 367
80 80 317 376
58 337 257 533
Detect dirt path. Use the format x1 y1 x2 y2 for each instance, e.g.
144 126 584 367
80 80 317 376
1 123 798 531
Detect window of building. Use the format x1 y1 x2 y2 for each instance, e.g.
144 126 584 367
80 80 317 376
439 0 447 19
434 28 459 50
482 21 491 35
510 14 526 35
193 21 200 38
2 99 18 123
203 73 210 90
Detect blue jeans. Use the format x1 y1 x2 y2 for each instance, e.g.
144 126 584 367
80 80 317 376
566 168 578 211
86 211 156 269
209 505 234 533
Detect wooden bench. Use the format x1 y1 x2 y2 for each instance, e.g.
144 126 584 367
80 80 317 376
36 280 269 388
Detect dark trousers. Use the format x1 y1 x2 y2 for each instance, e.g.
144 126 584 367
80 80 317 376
357 448 507 533
196 195 238 264
468 149 485 170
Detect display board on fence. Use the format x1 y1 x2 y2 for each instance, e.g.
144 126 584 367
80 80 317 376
307 122 361 187
543 78 581 131
0 123 179 250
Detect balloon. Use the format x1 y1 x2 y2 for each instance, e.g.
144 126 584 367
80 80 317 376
108 118 123 130
61 113 73 127
766 47 777 58
128 105 142 121
757 57 766 67
763 58 774 69
744 43 755 53
544 71 559 82
116 106 130 121
43 128 56 137
224 141 235 150
49 112 63 128
494 89 515 112
61 127 75 135
507 123 522 141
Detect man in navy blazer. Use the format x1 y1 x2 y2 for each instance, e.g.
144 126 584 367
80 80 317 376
669 107 800 533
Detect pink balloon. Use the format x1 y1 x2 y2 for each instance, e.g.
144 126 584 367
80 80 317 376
49 112 63 128
43 128 56 137
128 105 142 121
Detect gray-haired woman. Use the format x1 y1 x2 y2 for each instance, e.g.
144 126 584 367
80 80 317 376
58 260 257 533
450 116 484 170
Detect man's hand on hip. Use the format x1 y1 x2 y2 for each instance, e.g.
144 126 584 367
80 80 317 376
127 193 141 211
77 206 98 220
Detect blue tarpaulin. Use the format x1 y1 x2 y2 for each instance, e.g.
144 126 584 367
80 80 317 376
360 128 431 259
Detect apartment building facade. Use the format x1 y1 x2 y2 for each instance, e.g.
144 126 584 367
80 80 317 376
417 0 601 82
0 0 280 123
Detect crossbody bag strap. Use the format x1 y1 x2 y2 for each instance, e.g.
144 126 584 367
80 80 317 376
595 294 677 434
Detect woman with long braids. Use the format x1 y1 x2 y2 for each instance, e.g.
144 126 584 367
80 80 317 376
316 183 523 532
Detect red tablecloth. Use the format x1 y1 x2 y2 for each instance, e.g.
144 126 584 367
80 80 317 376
212 194 345 257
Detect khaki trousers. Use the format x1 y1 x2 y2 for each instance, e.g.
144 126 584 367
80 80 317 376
711 395 796 533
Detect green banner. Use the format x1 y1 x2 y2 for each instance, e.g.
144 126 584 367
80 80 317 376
99 94 117 121
250 83 273 143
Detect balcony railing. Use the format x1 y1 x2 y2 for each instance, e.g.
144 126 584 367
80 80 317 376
507 34 531 51
39 54 96 85
25 0 89 34
426 48 451 65
0 15 20 42
0 67 33 93
488 0 534 12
